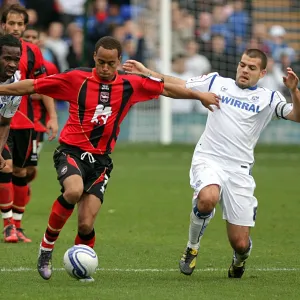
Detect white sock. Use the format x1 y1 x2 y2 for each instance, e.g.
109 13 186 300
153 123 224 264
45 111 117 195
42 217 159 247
187 206 215 250
233 238 252 267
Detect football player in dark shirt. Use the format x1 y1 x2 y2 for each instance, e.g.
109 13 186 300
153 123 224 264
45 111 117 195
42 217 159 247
0 36 220 282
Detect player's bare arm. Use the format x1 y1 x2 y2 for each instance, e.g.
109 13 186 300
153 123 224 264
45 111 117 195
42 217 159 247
41 95 58 141
123 59 186 86
283 68 300 122
0 79 35 96
163 82 220 111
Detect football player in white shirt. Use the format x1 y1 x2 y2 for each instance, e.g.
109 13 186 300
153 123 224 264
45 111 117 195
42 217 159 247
123 49 300 278
0 35 22 169
0 34 22 243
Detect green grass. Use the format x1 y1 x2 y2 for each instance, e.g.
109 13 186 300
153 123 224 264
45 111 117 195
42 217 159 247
1 143 300 300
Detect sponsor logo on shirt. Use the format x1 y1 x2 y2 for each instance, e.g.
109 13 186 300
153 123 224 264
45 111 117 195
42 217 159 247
221 95 260 113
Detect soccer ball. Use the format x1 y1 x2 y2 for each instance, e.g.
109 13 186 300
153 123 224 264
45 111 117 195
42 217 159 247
63 244 98 279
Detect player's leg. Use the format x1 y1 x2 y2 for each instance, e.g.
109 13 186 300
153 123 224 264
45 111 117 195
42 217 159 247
75 193 100 249
38 147 84 280
75 157 112 248
0 145 17 242
227 223 252 278
179 161 221 275
10 129 36 242
221 171 257 278
74 157 112 282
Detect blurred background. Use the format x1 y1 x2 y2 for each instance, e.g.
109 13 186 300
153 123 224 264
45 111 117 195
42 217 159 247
1 0 300 144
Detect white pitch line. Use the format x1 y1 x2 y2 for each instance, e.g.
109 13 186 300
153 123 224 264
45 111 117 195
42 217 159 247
0 267 299 272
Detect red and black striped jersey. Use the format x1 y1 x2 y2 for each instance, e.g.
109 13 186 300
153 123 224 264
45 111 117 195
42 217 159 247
33 59 59 132
34 68 164 154
11 39 46 129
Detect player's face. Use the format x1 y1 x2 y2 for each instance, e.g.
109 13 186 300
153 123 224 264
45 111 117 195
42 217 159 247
1 12 26 39
94 47 121 81
22 29 39 45
236 54 266 89
0 45 21 80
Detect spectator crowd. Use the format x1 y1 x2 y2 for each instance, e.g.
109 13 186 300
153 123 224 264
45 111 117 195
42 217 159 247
0 0 299 112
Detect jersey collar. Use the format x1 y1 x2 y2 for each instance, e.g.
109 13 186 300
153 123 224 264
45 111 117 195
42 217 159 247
92 68 118 83
235 82 258 90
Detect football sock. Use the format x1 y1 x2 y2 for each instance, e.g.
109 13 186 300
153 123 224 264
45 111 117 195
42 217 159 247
75 229 95 248
41 195 75 250
233 238 252 267
12 175 29 229
0 172 13 227
187 205 215 250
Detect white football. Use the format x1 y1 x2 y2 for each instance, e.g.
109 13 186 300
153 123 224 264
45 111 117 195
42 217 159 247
63 244 98 279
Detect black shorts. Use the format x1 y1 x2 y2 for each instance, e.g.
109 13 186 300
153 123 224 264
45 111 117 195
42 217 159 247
7 128 37 168
53 144 113 203
25 130 42 166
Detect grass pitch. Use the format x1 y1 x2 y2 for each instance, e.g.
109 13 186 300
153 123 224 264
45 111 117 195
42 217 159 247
1 143 300 300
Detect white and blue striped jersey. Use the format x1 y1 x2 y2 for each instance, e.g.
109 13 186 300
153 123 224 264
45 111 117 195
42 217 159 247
186 72 293 164
0 70 21 118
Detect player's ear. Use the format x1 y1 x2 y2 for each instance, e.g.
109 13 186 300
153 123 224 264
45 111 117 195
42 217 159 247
259 69 267 79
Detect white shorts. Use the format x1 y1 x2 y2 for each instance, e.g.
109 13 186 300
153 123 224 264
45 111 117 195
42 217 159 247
190 157 257 227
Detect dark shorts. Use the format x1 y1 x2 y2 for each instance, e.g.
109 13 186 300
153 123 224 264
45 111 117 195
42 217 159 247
53 144 113 203
7 128 37 168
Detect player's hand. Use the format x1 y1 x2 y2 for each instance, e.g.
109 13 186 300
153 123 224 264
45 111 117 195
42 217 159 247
46 117 58 141
123 60 148 75
200 92 220 112
0 155 6 170
283 67 299 91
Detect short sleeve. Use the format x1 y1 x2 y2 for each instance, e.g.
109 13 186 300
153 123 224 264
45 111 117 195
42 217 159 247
185 72 219 92
269 90 293 119
0 96 21 118
130 75 164 104
34 71 77 101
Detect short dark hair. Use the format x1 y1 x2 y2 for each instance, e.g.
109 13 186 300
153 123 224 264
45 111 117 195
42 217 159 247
23 25 40 36
94 36 122 57
243 49 268 70
1 4 29 25
0 34 22 56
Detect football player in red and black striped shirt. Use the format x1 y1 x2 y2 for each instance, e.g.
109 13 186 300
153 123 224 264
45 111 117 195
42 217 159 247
22 26 60 210
0 4 58 243
22 26 60 155
0 36 220 281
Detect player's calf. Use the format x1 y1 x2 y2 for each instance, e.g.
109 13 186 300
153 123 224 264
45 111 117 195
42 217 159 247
228 238 252 279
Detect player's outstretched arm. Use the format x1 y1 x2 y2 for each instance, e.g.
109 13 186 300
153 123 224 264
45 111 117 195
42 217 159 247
162 82 220 111
123 59 186 85
0 79 35 96
283 67 300 122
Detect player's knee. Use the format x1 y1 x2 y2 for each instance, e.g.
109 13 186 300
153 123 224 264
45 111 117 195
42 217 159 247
13 167 27 177
26 166 37 183
78 221 93 235
231 238 250 254
197 184 219 212
63 186 83 204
